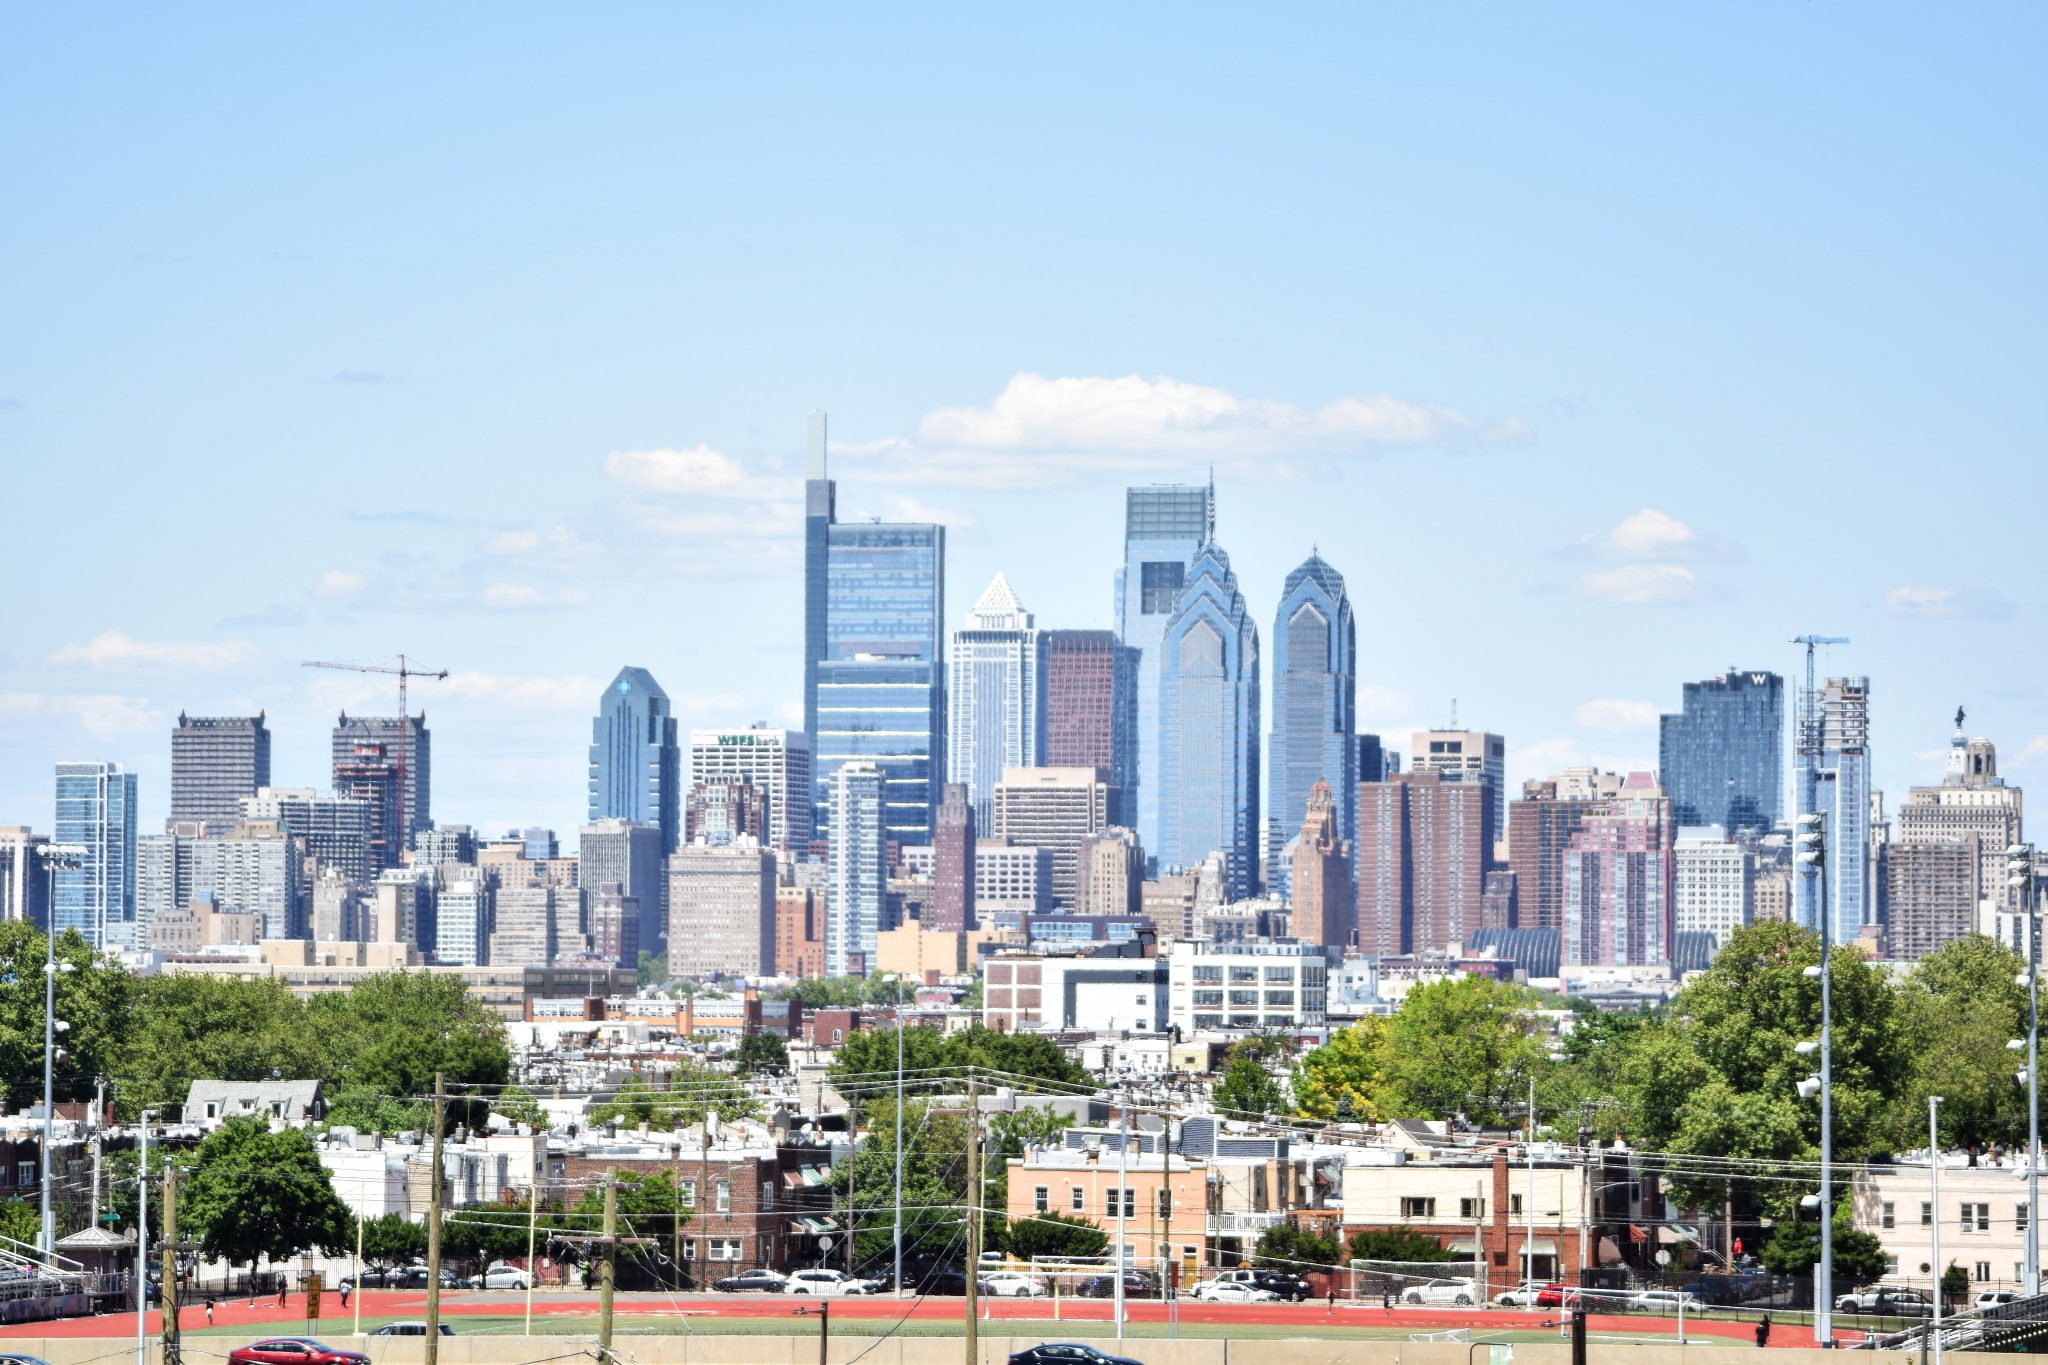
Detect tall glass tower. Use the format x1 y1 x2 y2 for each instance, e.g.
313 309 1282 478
588 666 682 852
1797 675 1871 942
827 762 888 975
1117 480 1214 854
1658 669 1783 835
1155 540 1261 900
53 761 138 950
947 573 1046 828
802 411 946 850
1267 553 1356 897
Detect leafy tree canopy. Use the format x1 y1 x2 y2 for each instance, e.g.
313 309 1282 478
118 974 322 1119
733 1030 790 1078
1211 1056 1284 1121
309 971 511 1132
0 923 133 1109
1348 1227 1455 1263
1006 1210 1108 1262
1254 1221 1342 1272
180 1118 352 1271
1380 975 1551 1126
1291 1018 1389 1123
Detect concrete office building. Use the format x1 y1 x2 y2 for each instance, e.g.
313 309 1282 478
667 842 775 980
587 666 682 853
975 840 1055 916
992 767 1110 910
1266 554 1356 896
1166 940 1328 1034
331 713 430 864
982 953 1168 1034
1155 541 1261 900
1897 717 2023 912
1673 825 1751 950
1117 481 1215 853
489 884 558 967
1356 771 1494 957
1659 669 1784 835
1408 729 1506 833
437 877 491 966
170 713 272 834
415 825 478 867
1044 630 1140 829
243 788 374 882
0 827 50 927
138 821 306 949
947 574 1047 828
1288 779 1353 950
930 783 976 931
579 818 665 958
688 726 812 854
54 761 139 950
803 411 946 849
1559 773 1675 967
826 762 889 976
585 882 639 968
1078 828 1143 918
1883 835 1980 962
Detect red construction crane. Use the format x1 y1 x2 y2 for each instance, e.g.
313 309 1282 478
303 655 449 866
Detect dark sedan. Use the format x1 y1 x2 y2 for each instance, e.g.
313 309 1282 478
1008 1346 1144 1365
227 1340 371 1365
1074 1271 1161 1299
712 1268 788 1293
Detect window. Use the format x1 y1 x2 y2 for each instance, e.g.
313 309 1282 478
2021 1203 2031 1232
1881 1201 1895 1230
1921 1202 1934 1227
1976 1262 1992 1283
1192 966 1223 984
1510 1195 1523 1216
1034 1187 1050 1214
1158 1189 1172 1218
1264 966 1294 983
15 1162 31 1188
1885 1256 1899 1275
1964 1202 1990 1232
761 1180 775 1212
1140 561 1185 614
711 1239 742 1262
1071 1186 1085 1212
1264 990 1295 1007
1192 990 1224 1007
680 1180 697 1209
716 1179 731 1213
1229 989 1259 1007
1401 1197 1437 1220
1460 1198 1486 1220
1103 1187 1135 1218
1229 966 1259 983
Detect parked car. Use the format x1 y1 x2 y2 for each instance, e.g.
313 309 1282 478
0 1355 55 1365
711 1268 788 1293
227 1341 371 1365
920 1270 970 1296
1977 1291 2020 1311
1075 1271 1161 1299
1213 1268 1310 1301
786 1268 869 1296
1627 1290 1709 1315
1834 1286 1932 1317
979 1271 1051 1298
1536 1283 1582 1308
342 1266 460 1292
1402 1278 1479 1306
1494 1281 1553 1307
1190 1280 1279 1303
1007 1346 1144 1365
466 1265 532 1290
367 1324 454 1338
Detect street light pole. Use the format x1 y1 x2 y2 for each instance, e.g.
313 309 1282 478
37 844 85 1257
1795 810 1833 1346
1931 1096 1944 1365
2009 843 2040 1296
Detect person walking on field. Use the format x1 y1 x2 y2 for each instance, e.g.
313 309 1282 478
205 1298 215 1327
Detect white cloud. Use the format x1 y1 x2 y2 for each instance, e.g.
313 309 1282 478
482 584 589 609
774 699 804 728
315 569 367 599
0 692 164 739
1607 509 1695 557
1574 564 1702 606
873 495 978 529
487 531 541 555
604 445 800 500
2016 737 2048 767
1885 585 2016 623
1575 698 1660 731
442 671 604 710
49 630 259 671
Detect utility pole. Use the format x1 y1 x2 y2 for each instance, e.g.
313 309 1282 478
424 1073 445 1365
894 983 905 1296
794 1302 829 1365
698 1109 714 1289
1114 1099 1129 1343
37 845 84 1255
1930 1097 1944 1365
598 1172 617 1361
353 1209 364 1338
160 1162 179 1365
2010 842 2041 1296
136 1113 153 1365
1525 1077 1537 1288
91 1075 105 1232
964 1070 980 1365
525 1177 540 1335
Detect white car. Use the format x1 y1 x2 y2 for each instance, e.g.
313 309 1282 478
978 1271 1050 1298
1403 1278 1479 1306
1191 1280 1280 1303
1494 1281 1547 1307
786 1268 868 1296
468 1265 531 1290
1627 1290 1708 1314
1976 1291 2018 1311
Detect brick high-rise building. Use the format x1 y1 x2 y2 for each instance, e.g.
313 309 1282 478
1355 771 1494 956
684 776 769 848
1078 827 1142 918
930 783 976 931
992 766 1110 910
668 843 775 979
1559 773 1676 967
170 713 272 834
1507 780 1599 933
774 886 825 978
1288 779 1353 949
1044 630 1140 829
1883 835 1981 961
1408 729 1506 834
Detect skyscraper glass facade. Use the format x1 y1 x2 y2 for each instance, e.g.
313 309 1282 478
815 658 943 847
1155 541 1261 900
1117 483 1213 854
587 665 682 852
53 761 138 950
1658 669 1783 835
827 762 888 975
1799 675 1871 944
947 574 1045 828
1267 553 1356 897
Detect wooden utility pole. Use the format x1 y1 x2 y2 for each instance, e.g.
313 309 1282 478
424 1073 445 1365
160 1164 179 1365
698 1110 713 1288
964 1070 979 1365
598 1172 617 1360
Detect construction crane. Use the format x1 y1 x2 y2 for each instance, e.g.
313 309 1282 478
1789 634 1850 759
303 655 449 867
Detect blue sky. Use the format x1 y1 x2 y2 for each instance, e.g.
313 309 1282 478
3 5 2043 846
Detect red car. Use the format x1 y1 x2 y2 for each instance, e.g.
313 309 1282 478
228 1340 370 1365
1535 1284 1581 1308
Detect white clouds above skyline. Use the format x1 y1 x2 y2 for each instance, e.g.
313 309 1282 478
481 583 589 610
604 445 801 501
1885 585 2016 623
1575 698 1661 731
1575 563 1702 606
49 631 260 671
0 691 164 739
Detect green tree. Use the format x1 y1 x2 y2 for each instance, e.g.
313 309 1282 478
115 974 322 1119
1254 1221 1342 1272
1005 1211 1108 1261
827 1023 1090 1103
1211 1056 1284 1120
356 1212 427 1267
310 971 512 1132
0 922 134 1107
733 1031 790 1078
491 1085 549 1130
1348 1227 1454 1263
1897 936 2027 1151
782 977 867 1009
0 1198 36 1246
1941 1262 1971 1309
1291 1018 1389 1122
443 1200 537 1274
590 1057 761 1130
1380 976 1552 1126
637 951 668 989
180 1118 351 1281
1758 1204 1886 1288
829 1098 975 1276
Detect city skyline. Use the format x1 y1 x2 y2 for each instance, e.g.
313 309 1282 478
3 7 2042 848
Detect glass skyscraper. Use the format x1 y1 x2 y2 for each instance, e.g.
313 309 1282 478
1658 668 1783 835
1798 675 1871 944
53 760 138 950
587 665 682 852
803 413 945 850
1266 553 1356 897
827 762 888 975
1155 540 1261 900
946 573 1046 829
1117 480 1214 854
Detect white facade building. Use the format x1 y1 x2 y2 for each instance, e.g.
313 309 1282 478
1166 940 1328 1034
947 575 1046 829
688 725 813 853
828 763 887 975
1674 825 1751 949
